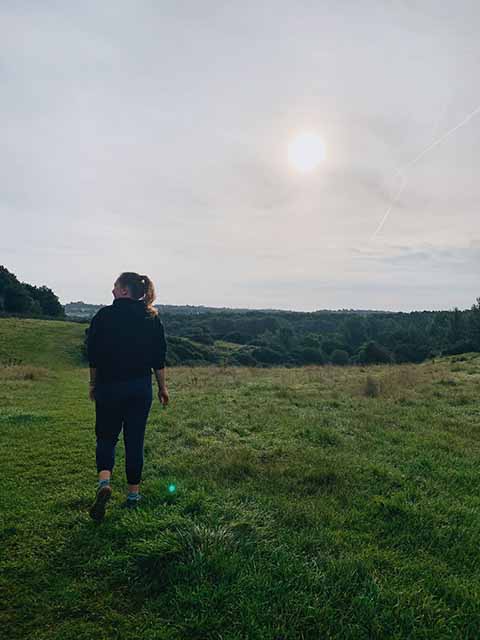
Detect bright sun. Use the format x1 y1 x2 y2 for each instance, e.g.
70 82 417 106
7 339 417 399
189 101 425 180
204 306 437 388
288 131 326 173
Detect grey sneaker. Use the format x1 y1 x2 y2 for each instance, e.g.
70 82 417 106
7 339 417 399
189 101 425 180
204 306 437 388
89 485 112 522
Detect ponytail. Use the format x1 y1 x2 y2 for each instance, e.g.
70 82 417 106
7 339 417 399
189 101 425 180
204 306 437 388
117 272 158 317
141 274 158 317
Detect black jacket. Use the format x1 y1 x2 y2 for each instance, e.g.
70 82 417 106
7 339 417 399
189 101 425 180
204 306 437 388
87 298 167 383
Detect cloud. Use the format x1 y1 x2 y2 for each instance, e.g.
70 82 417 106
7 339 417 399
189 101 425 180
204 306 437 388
1 1 480 310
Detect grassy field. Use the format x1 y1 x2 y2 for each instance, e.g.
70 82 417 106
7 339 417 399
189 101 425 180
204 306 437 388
1 317 480 639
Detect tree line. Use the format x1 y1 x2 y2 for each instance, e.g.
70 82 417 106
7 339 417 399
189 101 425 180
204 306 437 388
2 264 478 367
79 297 480 367
0 266 65 318
152 299 480 366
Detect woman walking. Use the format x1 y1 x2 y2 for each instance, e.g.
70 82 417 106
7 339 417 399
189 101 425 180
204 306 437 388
87 272 169 522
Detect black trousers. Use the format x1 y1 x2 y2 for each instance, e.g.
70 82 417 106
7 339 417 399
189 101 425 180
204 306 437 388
95 375 153 485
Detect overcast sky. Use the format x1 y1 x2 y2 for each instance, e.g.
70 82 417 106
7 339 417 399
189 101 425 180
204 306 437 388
2 1 479 312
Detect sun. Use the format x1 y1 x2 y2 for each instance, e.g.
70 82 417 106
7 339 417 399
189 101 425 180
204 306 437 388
288 131 326 173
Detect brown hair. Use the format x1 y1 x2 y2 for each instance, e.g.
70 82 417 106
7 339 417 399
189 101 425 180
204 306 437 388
117 272 158 317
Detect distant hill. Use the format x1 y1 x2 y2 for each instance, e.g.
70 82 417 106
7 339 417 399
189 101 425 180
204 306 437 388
64 300 389 319
4 273 479 367
2 302 480 370
0 317 85 369
0 316 248 369
65 297 480 367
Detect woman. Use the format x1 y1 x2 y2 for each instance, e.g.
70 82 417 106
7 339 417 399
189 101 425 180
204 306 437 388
87 272 169 522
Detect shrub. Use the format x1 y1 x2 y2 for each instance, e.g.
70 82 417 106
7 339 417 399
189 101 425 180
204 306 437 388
227 349 258 366
358 341 393 365
330 349 350 366
295 347 325 365
251 346 287 365
363 375 381 397
442 339 477 356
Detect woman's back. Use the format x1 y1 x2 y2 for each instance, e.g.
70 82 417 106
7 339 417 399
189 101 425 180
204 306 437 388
87 297 167 384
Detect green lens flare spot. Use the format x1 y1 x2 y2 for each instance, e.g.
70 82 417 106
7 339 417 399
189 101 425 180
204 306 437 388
168 484 176 493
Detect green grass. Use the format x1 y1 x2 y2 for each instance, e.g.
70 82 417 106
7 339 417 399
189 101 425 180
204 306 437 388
0 317 86 369
1 318 480 638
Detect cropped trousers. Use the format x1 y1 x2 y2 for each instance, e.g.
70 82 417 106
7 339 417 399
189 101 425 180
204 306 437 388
94 375 153 485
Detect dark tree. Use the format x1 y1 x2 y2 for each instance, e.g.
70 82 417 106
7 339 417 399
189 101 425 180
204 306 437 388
469 297 480 349
330 349 350 366
357 340 393 364
447 307 465 343
23 283 65 317
341 316 367 350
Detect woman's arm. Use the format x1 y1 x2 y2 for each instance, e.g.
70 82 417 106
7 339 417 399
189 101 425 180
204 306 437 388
87 313 100 368
153 367 169 406
153 367 166 390
152 319 168 405
87 314 100 400
151 317 167 372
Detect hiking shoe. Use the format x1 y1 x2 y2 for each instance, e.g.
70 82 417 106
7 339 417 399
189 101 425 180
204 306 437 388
121 494 143 510
89 485 112 522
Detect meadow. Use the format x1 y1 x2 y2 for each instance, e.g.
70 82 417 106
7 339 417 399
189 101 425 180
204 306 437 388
1 317 480 639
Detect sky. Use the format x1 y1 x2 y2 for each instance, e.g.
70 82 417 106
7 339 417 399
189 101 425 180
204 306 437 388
1 0 480 312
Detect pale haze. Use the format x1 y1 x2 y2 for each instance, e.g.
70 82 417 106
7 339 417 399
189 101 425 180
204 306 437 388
2 1 479 312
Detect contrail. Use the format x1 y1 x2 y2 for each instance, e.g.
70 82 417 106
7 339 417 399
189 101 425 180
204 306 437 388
371 103 480 240
371 173 407 240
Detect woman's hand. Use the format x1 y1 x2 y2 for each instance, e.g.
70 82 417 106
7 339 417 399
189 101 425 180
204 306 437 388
89 385 96 402
158 386 169 407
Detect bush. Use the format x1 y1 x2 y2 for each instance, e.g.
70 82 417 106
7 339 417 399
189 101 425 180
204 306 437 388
363 375 381 397
251 346 287 365
165 336 219 365
394 342 429 364
222 331 251 345
227 349 258 366
330 349 350 366
442 339 477 356
320 337 350 356
289 347 324 365
358 341 393 365
185 331 215 346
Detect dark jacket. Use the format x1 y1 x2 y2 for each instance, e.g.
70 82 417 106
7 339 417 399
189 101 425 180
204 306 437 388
87 298 167 383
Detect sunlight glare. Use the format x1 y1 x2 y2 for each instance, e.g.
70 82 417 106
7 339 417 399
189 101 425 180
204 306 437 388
288 131 326 173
